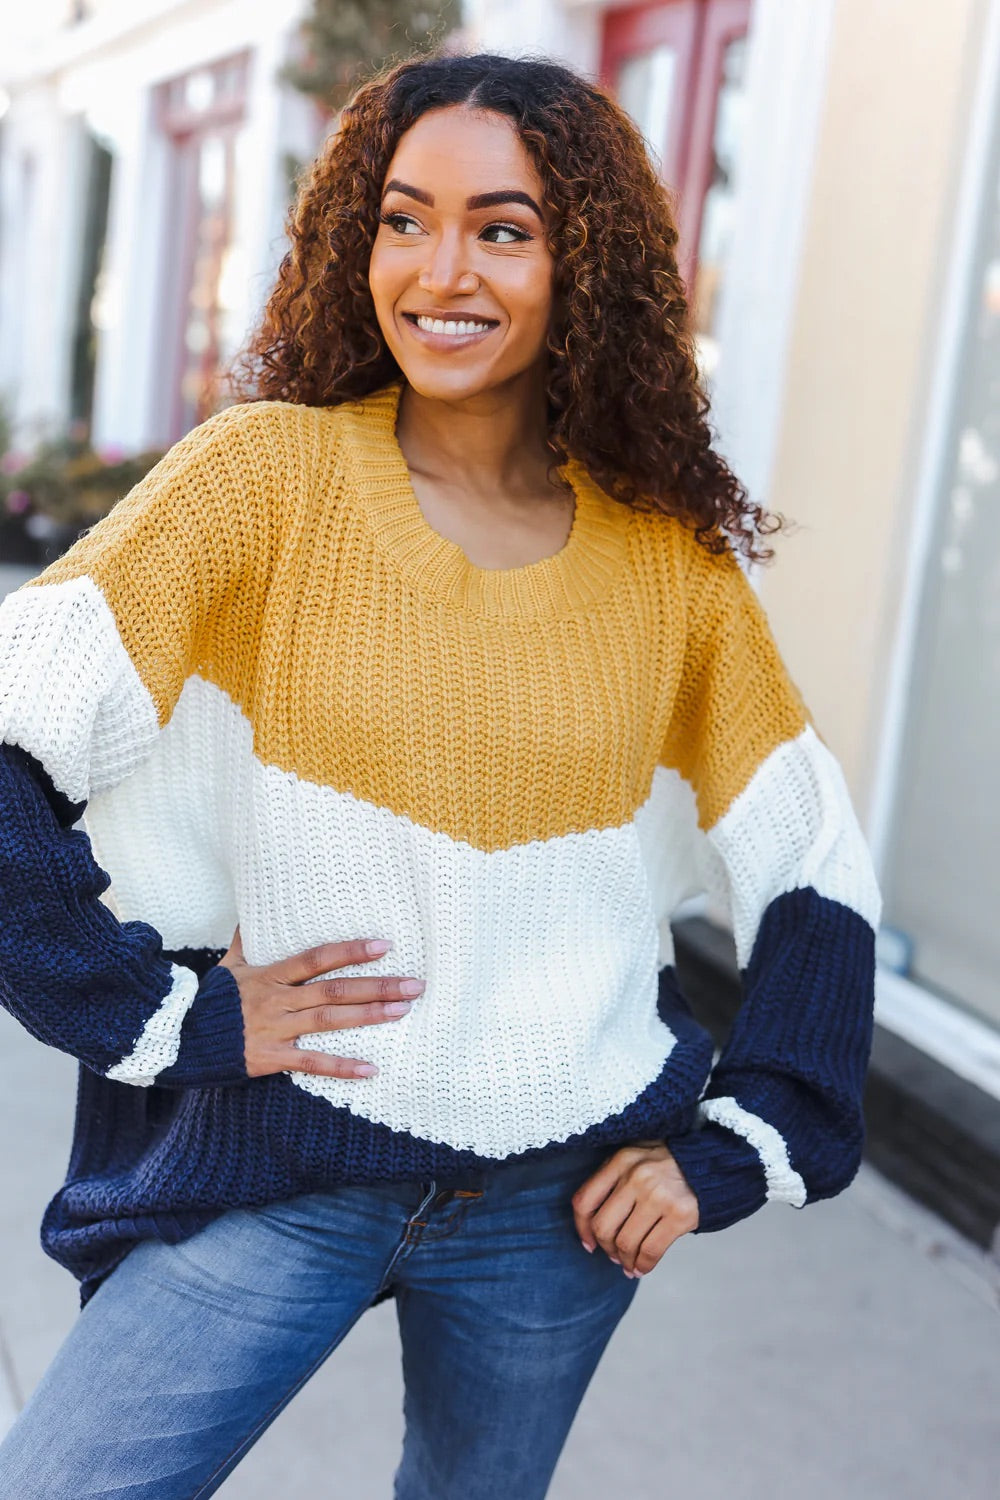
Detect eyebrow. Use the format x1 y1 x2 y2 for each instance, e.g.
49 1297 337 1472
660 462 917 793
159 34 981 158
382 180 544 221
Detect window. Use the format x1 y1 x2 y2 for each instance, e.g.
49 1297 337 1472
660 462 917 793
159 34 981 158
880 125 1000 1032
601 0 752 374
69 132 113 438
154 54 250 441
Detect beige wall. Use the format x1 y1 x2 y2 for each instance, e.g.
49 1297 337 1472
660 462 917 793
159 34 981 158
758 0 989 820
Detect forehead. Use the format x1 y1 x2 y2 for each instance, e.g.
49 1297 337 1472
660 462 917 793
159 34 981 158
383 106 543 195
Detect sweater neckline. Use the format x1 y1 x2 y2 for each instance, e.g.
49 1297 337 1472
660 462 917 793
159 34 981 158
343 382 632 620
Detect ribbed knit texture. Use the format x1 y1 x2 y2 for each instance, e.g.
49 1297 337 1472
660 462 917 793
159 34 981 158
0 383 882 1302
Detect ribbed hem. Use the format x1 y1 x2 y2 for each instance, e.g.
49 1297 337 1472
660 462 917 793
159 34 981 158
157 963 247 1088
665 1118 769 1233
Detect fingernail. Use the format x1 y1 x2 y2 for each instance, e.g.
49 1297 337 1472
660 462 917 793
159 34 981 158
609 1257 621 1265
625 1270 640 1280
399 979 425 997
582 1242 595 1254
354 1063 378 1076
366 940 392 956
384 1001 412 1017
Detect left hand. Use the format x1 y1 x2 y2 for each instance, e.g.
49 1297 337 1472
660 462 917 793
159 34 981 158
572 1141 700 1277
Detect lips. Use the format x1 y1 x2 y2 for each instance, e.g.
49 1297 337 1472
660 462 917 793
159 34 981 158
401 311 500 342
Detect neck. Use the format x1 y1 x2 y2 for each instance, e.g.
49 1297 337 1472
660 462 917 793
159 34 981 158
394 371 555 499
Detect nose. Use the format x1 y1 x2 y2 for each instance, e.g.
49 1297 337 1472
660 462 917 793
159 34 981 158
418 229 479 298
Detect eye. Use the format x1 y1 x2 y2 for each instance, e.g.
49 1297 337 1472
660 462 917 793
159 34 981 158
480 221 532 245
380 211 422 235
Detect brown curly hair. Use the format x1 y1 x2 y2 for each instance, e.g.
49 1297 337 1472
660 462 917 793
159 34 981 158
231 53 786 561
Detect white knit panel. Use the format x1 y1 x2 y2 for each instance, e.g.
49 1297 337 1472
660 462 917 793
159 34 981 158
698 1095 808 1207
105 964 201 1086
90 676 675 1157
85 674 241 950
632 763 726 966
0 576 159 802
707 725 883 968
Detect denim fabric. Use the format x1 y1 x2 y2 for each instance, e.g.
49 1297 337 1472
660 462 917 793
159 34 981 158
0 1145 638 1498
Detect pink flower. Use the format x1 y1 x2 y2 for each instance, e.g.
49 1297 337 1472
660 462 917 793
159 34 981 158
97 444 126 464
5 489 32 515
1 452 28 475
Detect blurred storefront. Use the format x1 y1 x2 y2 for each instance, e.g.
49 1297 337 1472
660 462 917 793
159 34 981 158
0 0 323 452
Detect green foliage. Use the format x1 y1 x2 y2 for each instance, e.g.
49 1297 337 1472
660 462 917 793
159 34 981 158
1 439 165 528
282 0 460 111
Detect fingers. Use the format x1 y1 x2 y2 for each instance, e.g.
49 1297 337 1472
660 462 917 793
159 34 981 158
268 937 395 986
265 1047 380 1081
571 1147 645 1251
630 1219 680 1277
613 1199 674 1274
571 1144 700 1276
588 1181 640 1266
294 998 415 1032
285 974 425 1012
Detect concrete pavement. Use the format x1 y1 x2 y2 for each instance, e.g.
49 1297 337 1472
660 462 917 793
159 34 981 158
0 1008 997 1499
0 564 36 597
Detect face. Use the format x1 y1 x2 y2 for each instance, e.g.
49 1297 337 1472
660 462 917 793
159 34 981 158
368 105 555 404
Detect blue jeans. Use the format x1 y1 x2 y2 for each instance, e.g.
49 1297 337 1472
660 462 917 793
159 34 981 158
0 1145 638 1498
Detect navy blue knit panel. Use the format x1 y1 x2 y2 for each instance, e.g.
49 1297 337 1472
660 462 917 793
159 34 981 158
0 742 246 1089
666 887 876 1233
41 978 715 1303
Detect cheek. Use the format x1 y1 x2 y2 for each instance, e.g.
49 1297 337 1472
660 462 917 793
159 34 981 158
367 247 401 328
367 252 387 311
485 249 553 319
508 264 555 338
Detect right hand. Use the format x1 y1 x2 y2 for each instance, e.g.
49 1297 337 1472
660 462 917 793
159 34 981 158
219 927 423 1080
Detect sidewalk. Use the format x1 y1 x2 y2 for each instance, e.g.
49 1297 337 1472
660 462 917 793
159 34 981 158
0 1007 997 1499
0 564 36 597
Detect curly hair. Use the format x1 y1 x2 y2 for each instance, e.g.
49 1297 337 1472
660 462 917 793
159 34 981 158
231 53 786 561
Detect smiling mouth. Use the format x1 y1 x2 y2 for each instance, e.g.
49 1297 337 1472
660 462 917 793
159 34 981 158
402 313 499 338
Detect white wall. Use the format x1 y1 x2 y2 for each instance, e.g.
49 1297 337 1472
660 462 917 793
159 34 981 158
0 87 90 445
708 0 837 513
463 0 601 73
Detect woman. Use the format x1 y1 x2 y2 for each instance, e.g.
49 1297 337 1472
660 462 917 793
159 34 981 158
0 52 881 1499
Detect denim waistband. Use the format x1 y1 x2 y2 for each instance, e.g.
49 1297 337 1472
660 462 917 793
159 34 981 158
433 1142 612 1196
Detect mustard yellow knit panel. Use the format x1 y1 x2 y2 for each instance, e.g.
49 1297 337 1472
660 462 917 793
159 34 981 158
27 389 811 847
228 500 680 851
659 534 812 833
26 402 301 730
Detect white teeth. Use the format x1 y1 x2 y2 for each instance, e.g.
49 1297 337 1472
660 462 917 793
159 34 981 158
415 315 490 337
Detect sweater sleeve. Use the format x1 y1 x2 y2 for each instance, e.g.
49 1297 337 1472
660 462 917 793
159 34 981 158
660 537 883 1232
0 403 274 1088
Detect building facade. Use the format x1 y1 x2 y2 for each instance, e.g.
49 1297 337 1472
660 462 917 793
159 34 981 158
0 0 322 453
2 0 999 1225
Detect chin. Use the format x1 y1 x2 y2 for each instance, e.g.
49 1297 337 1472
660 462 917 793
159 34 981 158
395 360 503 404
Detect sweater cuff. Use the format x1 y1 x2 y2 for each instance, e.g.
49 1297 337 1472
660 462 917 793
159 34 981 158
157 964 247 1088
665 1118 769 1233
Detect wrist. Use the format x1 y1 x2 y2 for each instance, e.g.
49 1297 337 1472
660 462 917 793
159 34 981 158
664 1119 768 1233
156 963 248 1088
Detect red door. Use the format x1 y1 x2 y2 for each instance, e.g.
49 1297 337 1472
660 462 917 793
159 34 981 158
601 0 703 197
601 0 752 346
155 54 250 444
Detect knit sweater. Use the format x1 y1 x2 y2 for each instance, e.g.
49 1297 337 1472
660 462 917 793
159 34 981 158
0 382 881 1303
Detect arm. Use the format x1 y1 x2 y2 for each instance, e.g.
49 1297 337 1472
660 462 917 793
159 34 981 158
0 405 272 1087
573 532 882 1270
661 538 883 1231
0 742 245 1086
